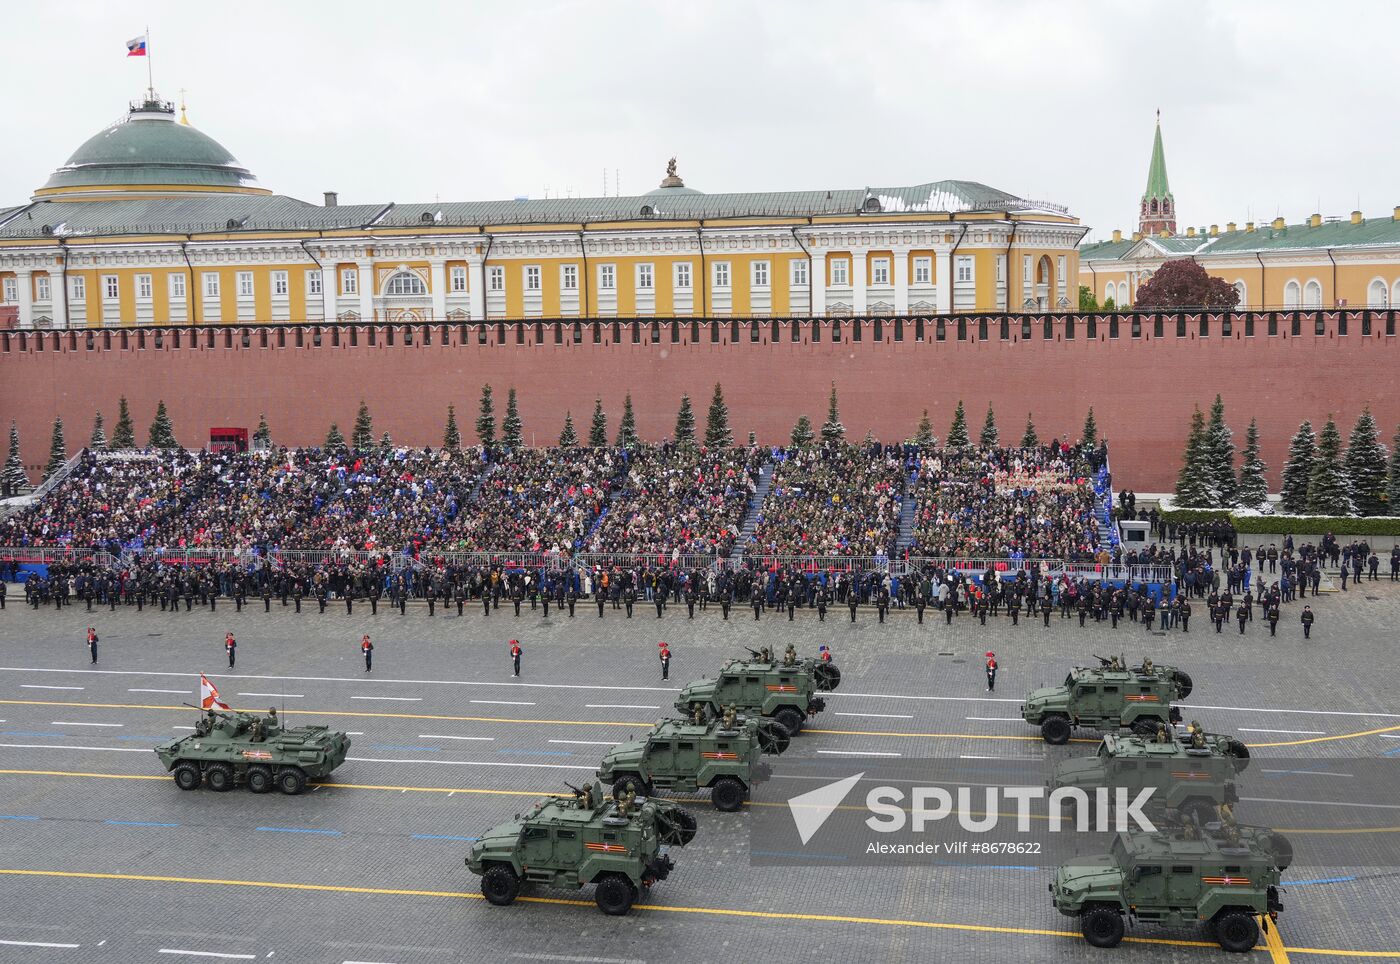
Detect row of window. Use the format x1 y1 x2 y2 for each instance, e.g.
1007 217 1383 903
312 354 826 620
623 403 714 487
0 270 326 304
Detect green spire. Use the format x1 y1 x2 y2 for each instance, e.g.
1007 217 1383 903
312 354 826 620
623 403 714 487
1142 111 1172 202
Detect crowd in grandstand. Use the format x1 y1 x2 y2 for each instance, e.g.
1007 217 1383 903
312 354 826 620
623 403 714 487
747 444 906 557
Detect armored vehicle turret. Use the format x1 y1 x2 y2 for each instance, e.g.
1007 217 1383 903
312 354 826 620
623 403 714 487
154 706 351 795
1021 658 1191 744
674 647 840 736
1051 819 1289 951
597 705 788 812
466 782 697 915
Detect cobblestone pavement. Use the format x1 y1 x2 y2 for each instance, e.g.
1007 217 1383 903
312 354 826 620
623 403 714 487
0 578 1398 962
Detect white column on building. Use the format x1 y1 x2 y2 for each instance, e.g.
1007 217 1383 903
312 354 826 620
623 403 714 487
892 247 910 315
356 261 374 322
810 251 827 316
851 252 868 314
320 259 337 323
50 266 68 329
467 256 486 321
428 258 447 320
15 269 33 329
934 249 953 315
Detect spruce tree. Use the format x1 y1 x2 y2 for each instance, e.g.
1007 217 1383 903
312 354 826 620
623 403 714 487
914 409 936 447
443 404 461 451
89 412 107 451
790 415 815 448
704 383 732 448
148 401 177 449
1020 413 1039 449
1082 407 1099 448
1388 424 1400 513
476 384 496 447
558 411 578 447
351 401 374 451
379 431 392 450
1173 406 1210 507
502 388 524 449
674 394 696 448
747 431 757 447
2 421 28 497
616 393 639 448
588 399 608 447
820 383 845 445
324 422 346 451
946 400 970 448
254 413 271 448
1343 407 1388 516
1201 394 1236 506
112 397 135 449
1307 417 1353 516
1280 421 1316 514
1235 418 1269 511
978 403 999 448
44 416 67 481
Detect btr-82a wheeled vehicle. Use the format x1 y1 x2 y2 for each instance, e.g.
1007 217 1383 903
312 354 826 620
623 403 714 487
154 706 351 795
674 646 841 736
1022 657 1192 745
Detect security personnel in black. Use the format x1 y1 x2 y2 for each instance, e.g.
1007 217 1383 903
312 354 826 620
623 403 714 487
720 584 732 620
1009 593 1019 625
977 592 989 626
262 580 272 612
0 579 6 610
1391 546 1400 581
624 586 636 619
183 579 195 612
370 580 381 616
654 584 665 619
425 580 436 616
1242 589 1253 622
786 585 797 621
1236 602 1248 634
234 577 245 613
1211 600 1226 633
455 581 467 616
1040 594 1052 627
512 582 524 617
684 584 697 619
293 580 304 613
1300 605 1315 639
849 586 860 623
1142 600 1155 631
817 586 829 622
1179 598 1191 632
913 586 926 624
1078 594 1090 627
167 581 180 614
1266 603 1280 637
1369 552 1380 581
541 582 552 618
596 586 606 617
752 587 763 621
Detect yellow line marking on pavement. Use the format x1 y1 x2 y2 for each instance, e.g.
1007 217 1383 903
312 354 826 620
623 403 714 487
0 769 167 782
1244 723 1400 747
1262 915 1292 964
0 769 559 798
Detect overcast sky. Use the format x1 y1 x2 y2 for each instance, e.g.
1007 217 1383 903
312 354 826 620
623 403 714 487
3 0 1395 239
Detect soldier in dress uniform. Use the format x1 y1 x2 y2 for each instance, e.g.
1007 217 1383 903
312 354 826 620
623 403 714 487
985 651 998 692
1265 602 1280 637
512 582 524 617
817 586 829 622
361 634 373 672
1179 598 1191 633
566 585 578 617
658 641 671 680
87 627 99 664
1300 605 1315 639
510 639 522 676
225 631 237 668
596 584 606 618
624 585 637 618
262 579 273 613
1040 593 1053 627
293 580 304 614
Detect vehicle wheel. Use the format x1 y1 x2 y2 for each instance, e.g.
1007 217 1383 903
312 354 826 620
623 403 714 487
757 724 791 756
612 774 649 801
674 807 697 846
277 767 307 795
205 763 234 792
173 762 201 791
1041 716 1071 745
710 776 747 813
1214 911 1259 952
1269 832 1293 872
1081 906 1124 948
815 663 842 692
245 765 273 794
481 864 521 906
773 707 804 736
1173 670 1193 700
1227 739 1251 772
593 873 638 916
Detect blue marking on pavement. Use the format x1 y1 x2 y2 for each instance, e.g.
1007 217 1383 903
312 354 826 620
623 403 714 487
106 820 179 828
1286 876 1356 886
412 833 479 841
1382 745 1400 757
750 850 848 861
498 749 574 757
0 815 40 821
2 731 67 738
368 744 440 753
255 826 343 836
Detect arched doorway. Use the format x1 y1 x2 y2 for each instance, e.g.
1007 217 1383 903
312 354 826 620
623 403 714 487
1034 255 1054 310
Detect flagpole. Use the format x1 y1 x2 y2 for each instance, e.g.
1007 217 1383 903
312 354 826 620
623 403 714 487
146 24 154 99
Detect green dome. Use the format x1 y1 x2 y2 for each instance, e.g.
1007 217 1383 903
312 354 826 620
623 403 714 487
38 99 261 197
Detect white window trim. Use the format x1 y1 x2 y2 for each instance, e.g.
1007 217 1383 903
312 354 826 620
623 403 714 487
598 264 616 291
561 264 578 290
830 258 849 287
70 276 86 300
712 261 731 290
636 263 654 291
524 265 542 292
103 275 120 300
272 270 289 298
450 265 467 292
135 274 152 300
306 269 322 296
168 273 186 300
2 278 15 303
751 260 771 289
955 256 975 284
341 268 358 295
870 257 890 287
36 276 52 301
791 260 808 287
673 262 692 290
236 271 255 299
913 257 932 285
488 266 505 292
203 272 221 299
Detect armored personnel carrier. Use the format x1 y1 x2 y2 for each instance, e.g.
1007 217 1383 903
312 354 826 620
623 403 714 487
154 706 351 795
1050 722 1251 826
1051 818 1289 951
1022 657 1191 745
674 645 840 736
596 706 788 812
466 783 697 915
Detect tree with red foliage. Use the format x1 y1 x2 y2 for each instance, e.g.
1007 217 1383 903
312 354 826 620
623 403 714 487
1133 258 1240 309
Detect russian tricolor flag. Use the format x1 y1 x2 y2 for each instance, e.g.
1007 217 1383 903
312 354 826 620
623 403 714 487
126 34 147 57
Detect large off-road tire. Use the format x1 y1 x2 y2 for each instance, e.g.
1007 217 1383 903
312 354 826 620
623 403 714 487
481 864 521 906
710 776 747 813
173 762 201 791
593 873 638 916
1214 910 1259 952
245 765 273 794
756 724 791 756
1173 670 1194 700
277 766 307 795
205 763 234 792
1042 716 1071 746
1081 906 1125 948
1227 739 1251 772
815 663 842 692
612 774 649 801
773 707 804 736
1269 832 1293 872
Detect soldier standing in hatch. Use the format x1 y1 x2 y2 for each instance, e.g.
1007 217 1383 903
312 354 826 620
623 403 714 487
510 638 522 677
225 631 237 668
361 634 373 673
86 627 98 664
1300 605 1315 639
658 641 671 680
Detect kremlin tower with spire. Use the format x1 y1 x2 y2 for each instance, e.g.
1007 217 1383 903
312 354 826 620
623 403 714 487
1138 111 1176 236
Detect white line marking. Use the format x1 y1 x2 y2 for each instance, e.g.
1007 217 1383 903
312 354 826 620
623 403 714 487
345 732 364 736
343 960 400 964
1260 768 1354 778
1380 735 1400 740
960 755 1003 760
0 743 149 753
238 693 303 699
348 756 593 771
830 691 1023 704
834 712 914 719
470 700 535 706
173 726 196 730
52 722 123 728
965 717 1023 722
585 704 659 710
1238 728 1325 735
0 940 82 949
158 951 255 961
815 749 901 757
349 696 422 702
419 734 496 742
130 689 188 694
20 685 84 691
548 739 620 746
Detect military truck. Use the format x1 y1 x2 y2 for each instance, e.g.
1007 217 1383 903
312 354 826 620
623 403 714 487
596 707 787 812
1021 658 1191 745
1051 820 1289 951
674 646 841 736
154 706 351 795
1050 723 1251 826
466 783 697 915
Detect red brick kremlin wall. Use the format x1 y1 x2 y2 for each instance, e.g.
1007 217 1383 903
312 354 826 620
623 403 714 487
2 311 1396 492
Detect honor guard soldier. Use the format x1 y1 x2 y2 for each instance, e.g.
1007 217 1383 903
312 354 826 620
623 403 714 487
817 586 829 622
262 580 273 613
876 586 890 624
1211 601 1226 634
752 588 763 621
345 583 354 615
1179 598 1191 633
624 586 637 619
234 578 245 613
684 583 697 619
658 641 671 680
1009 593 1019 626
483 582 493 616
370 580 381 616
424 581 435 616
846 585 858 623
985 651 998 692
225 632 237 668
510 639 523 677
455 581 468 617
566 585 578 617
945 590 956 625
720 583 732 620
1300 605 1315 639
1078 594 1090 627
361 634 374 672
786 586 797 622
1266 603 1280 637
293 580 304 614
1391 546 1399 581
86 627 99 664
512 582 524 617
541 582 551 618
654 585 665 619
1236 602 1248 634
596 585 606 618
1040 594 1053 627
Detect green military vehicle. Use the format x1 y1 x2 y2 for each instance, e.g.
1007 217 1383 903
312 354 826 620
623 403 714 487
154 706 351 795
1051 819 1289 951
1050 722 1251 826
674 646 841 736
596 706 788 812
1022 657 1192 745
466 782 697 915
